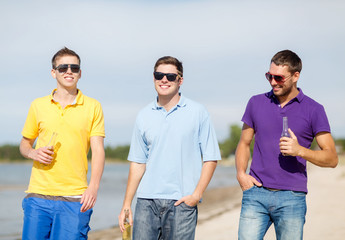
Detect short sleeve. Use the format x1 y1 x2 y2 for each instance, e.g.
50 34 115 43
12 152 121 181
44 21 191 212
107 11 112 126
21 101 39 140
90 101 105 137
127 117 149 163
241 96 255 129
311 104 331 136
198 111 221 162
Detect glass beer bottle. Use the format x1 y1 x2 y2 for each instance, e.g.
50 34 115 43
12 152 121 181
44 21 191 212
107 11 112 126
281 117 290 138
46 132 58 150
122 209 132 240
281 117 290 156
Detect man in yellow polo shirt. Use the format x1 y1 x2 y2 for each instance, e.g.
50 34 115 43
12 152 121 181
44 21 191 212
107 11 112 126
19 47 105 239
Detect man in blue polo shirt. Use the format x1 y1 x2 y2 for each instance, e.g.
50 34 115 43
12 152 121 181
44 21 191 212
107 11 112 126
118 56 221 239
235 49 338 239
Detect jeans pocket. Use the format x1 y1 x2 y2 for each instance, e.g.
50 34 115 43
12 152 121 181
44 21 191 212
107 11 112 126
290 190 307 197
243 185 256 193
180 202 197 210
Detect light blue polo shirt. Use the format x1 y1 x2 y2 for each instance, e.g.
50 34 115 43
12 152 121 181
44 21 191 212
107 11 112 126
128 94 221 200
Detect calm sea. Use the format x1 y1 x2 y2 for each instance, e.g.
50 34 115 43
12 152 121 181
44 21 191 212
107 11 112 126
0 162 236 240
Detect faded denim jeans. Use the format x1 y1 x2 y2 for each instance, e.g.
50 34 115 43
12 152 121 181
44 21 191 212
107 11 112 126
238 186 306 240
133 198 198 240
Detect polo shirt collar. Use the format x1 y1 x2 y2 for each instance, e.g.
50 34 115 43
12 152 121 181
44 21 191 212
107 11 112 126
152 93 186 110
50 88 84 105
267 88 305 104
295 88 305 102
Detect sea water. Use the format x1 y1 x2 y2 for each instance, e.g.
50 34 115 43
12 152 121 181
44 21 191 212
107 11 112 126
0 162 236 239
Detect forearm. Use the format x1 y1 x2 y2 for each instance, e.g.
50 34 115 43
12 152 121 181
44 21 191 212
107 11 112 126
298 147 338 168
282 131 338 168
122 162 146 207
19 137 35 159
235 142 251 177
89 149 105 190
192 161 217 200
236 123 254 179
88 136 105 190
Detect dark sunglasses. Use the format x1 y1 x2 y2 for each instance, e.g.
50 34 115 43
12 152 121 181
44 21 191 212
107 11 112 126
153 72 178 82
55 64 80 74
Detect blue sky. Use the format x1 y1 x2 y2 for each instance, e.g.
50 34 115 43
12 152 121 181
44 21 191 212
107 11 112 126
1 0 344 147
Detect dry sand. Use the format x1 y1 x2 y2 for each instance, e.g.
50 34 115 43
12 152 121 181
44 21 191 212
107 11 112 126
89 160 345 240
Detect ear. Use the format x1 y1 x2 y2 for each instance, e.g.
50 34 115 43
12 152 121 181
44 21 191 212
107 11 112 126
292 71 300 84
51 69 57 79
178 76 184 87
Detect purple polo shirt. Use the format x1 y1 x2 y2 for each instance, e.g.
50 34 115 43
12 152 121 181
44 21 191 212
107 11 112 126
242 89 330 193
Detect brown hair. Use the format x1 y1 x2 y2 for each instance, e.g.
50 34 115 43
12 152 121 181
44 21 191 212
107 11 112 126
271 50 302 74
154 56 183 77
51 47 80 69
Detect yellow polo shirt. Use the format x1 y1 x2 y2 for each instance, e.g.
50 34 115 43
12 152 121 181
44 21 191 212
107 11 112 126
22 89 105 196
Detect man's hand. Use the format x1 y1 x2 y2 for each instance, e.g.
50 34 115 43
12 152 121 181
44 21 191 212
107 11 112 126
279 129 302 156
28 147 54 165
237 172 262 191
174 194 199 207
80 186 98 212
118 208 133 232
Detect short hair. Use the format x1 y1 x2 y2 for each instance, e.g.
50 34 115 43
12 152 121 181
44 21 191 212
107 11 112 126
154 56 183 77
51 47 80 69
271 50 302 74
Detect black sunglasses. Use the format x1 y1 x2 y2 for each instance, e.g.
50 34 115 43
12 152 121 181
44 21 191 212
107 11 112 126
153 72 178 82
55 64 80 74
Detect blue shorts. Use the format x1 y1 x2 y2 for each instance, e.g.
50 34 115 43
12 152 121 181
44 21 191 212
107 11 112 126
22 194 93 240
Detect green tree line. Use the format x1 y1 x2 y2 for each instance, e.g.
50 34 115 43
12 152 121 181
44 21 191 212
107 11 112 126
1 125 344 161
0 144 131 162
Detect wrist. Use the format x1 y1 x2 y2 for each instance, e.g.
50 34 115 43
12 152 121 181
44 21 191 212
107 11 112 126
27 149 35 160
237 171 247 179
122 201 132 209
296 145 305 157
88 183 100 191
192 192 202 201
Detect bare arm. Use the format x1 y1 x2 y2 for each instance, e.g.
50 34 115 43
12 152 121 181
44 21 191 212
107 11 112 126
174 160 217 207
19 137 54 164
280 130 338 168
235 123 262 191
118 162 146 232
80 136 105 212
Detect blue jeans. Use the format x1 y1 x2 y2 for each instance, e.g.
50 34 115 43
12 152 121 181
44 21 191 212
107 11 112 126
22 196 93 240
238 186 306 240
133 198 198 240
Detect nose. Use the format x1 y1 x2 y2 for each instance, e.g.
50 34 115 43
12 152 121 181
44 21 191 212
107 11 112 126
270 78 277 85
161 76 169 82
66 66 72 72
65 66 73 74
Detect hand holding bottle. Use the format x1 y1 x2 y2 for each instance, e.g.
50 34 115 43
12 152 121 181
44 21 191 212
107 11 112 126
121 209 132 240
280 128 301 157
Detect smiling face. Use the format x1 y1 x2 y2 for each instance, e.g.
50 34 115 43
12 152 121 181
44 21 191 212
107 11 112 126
154 64 183 99
268 62 299 99
51 55 81 91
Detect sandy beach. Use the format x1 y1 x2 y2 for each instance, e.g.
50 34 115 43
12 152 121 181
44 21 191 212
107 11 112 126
89 158 345 240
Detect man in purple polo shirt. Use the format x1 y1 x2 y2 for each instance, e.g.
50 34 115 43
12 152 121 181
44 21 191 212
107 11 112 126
235 49 338 240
